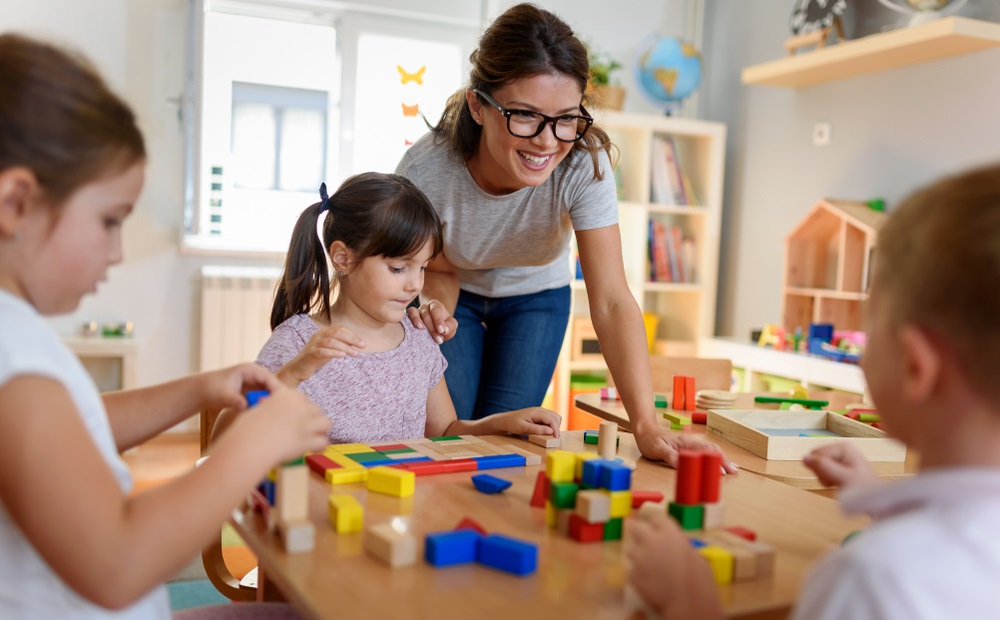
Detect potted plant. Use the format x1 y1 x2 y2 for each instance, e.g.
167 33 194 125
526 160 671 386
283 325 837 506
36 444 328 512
587 47 625 110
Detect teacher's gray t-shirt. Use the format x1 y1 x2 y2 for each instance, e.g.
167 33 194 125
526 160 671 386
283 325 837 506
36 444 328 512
395 132 619 298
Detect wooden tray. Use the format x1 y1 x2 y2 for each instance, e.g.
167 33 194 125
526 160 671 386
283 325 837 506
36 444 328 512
707 409 906 461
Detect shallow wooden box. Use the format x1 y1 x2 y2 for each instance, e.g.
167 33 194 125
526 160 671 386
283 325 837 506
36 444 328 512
706 409 906 461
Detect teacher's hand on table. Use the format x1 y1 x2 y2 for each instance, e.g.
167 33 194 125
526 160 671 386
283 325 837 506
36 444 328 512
407 298 458 345
633 422 739 473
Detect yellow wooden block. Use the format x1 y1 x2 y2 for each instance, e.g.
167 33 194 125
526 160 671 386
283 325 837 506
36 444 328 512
324 443 376 455
545 500 557 528
326 468 367 485
698 545 734 584
574 452 599 480
328 494 364 533
326 453 366 470
605 490 632 518
545 450 576 483
366 466 415 498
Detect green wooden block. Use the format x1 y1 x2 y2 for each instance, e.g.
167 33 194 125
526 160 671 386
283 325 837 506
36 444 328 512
668 502 704 531
603 518 623 541
654 394 668 408
550 481 580 509
584 431 599 445
282 456 305 467
348 452 389 463
379 448 417 454
858 413 880 423
430 435 463 442
662 410 691 426
754 396 828 408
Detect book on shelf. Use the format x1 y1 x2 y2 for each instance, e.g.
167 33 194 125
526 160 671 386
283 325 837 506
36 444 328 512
647 221 696 284
662 137 688 206
650 137 676 206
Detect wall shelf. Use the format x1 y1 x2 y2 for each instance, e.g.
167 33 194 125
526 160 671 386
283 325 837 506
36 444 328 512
742 16 1000 88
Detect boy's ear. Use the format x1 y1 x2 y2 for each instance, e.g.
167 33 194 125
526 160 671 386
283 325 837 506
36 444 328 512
898 324 941 404
0 167 38 238
328 240 355 274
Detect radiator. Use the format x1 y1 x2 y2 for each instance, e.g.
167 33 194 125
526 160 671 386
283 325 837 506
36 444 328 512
199 266 282 371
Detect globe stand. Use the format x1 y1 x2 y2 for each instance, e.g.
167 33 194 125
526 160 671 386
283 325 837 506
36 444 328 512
876 0 967 28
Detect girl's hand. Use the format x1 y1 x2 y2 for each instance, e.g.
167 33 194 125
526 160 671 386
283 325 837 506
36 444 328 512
237 388 331 462
626 512 724 619
279 325 365 387
634 425 739 474
493 407 562 438
407 299 458 344
803 442 879 489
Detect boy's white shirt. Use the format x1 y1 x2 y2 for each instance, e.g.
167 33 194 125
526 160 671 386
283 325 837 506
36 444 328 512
793 468 1000 620
0 289 169 619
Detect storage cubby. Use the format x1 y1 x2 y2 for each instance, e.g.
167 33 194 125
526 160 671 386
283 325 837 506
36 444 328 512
781 199 886 334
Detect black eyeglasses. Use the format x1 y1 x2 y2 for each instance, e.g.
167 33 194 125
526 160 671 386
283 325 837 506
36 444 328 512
473 89 593 143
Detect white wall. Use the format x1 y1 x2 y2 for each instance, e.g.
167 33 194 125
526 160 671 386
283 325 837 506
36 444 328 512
701 0 1000 341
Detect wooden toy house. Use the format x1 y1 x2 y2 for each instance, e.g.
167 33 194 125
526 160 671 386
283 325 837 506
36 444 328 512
782 199 887 334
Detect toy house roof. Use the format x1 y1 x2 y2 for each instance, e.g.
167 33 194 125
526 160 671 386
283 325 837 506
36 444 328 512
786 198 886 241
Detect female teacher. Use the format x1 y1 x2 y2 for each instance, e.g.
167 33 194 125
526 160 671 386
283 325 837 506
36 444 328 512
398 3 734 471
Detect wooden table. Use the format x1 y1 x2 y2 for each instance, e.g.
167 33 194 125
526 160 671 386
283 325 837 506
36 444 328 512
230 432 865 620
575 393 919 491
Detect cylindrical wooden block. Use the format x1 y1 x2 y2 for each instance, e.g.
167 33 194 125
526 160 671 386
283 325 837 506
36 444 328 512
701 451 723 503
675 450 703 505
598 421 618 460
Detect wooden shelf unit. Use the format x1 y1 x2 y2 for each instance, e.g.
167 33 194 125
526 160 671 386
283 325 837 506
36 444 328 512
782 199 887 334
550 111 726 420
742 16 1000 88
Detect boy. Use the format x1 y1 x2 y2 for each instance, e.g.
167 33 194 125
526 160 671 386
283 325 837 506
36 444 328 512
627 164 1000 619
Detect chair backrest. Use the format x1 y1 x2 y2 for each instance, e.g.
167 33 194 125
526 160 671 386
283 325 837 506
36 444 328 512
609 356 733 394
199 407 258 602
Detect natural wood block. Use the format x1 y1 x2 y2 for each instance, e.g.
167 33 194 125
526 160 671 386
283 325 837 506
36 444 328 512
598 421 618 460
528 434 560 448
702 501 725 530
575 490 611 524
707 409 905 461
365 522 417 568
276 463 309 524
279 519 315 554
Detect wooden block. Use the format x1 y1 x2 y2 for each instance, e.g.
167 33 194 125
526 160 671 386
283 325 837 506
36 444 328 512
724 525 757 542
631 490 665 508
598 421 618 460
698 545 734 584
605 490 632 519
530 471 551 508
676 451 703 505
325 443 375 455
636 500 668 521
556 509 573 535
703 532 757 582
528 434 560 448
672 375 686 410
575 490 611 524
599 386 618 400
711 531 774 579
545 450 576 482
276 463 309 524
305 453 340 476
365 522 418 568
279 519 315 554
367 466 415 498
454 517 488 536
545 501 557 528
568 513 604 543
684 376 696 411
328 494 364 534
574 452 599 480
506 446 542 466
702 501 725 530
701 451 722 503
662 410 692 426
393 459 477 476
326 468 367 485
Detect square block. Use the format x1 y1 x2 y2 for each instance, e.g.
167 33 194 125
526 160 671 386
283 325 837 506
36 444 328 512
367 466 415 497
545 450 576 482
668 501 703 531
603 517 623 541
568 514 604 543
605 490 632 519
366 522 417 568
599 462 632 491
424 530 481 567
328 494 364 533
574 452 599 480
550 481 580 509
698 545 734 584
575 490 611 524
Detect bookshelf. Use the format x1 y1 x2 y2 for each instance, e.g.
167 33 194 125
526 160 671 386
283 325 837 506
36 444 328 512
741 16 1000 89
551 111 727 422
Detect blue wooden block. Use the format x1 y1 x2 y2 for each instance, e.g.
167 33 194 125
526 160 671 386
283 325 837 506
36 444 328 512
246 390 269 407
689 537 707 548
260 478 275 505
425 530 482 567
360 456 433 468
478 534 538 576
581 459 606 488
473 454 527 470
599 462 632 491
471 474 513 494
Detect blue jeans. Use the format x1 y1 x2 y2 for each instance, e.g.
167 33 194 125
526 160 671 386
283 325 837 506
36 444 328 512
442 286 571 420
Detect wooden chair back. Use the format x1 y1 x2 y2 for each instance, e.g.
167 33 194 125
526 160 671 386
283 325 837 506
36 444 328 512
200 407 257 602
609 356 733 394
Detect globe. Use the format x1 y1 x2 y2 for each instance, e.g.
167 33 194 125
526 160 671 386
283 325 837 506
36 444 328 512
634 35 702 113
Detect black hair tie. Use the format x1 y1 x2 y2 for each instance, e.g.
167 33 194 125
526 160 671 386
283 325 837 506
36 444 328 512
318 183 330 213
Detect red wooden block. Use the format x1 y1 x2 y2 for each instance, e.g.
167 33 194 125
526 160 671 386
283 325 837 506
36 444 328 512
676 450 703 505
672 375 686 410
684 376 697 412
871 422 885 431
691 411 708 424
529 471 551 508
631 490 665 508
305 453 340 476
844 410 861 420
369 443 409 451
455 517 488 536
568 514 604 543
701 451 722 503
393 459 478 476
724 525 757 542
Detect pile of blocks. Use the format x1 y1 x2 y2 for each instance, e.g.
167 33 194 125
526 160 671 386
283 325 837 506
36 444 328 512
423 526 538 576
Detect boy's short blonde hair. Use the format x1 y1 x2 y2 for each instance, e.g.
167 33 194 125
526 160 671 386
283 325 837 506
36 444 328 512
875 163 1000 401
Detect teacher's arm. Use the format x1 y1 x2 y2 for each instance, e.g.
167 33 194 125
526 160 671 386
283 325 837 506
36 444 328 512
576 225 737 472
409 251 460 344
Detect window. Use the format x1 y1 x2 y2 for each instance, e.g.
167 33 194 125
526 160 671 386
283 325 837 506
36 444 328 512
182 0 478 255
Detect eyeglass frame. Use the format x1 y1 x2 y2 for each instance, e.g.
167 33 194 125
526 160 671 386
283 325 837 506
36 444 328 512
472 89 594 143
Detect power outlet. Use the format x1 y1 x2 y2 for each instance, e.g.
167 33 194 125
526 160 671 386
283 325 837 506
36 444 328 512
813 122 832 147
